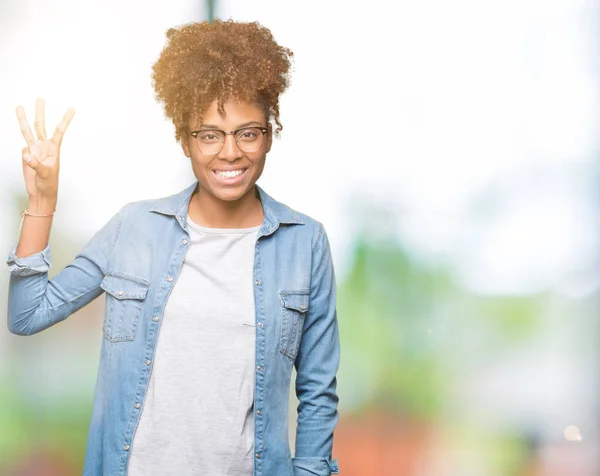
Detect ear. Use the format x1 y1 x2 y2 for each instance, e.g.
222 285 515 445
181 134 192 158
265 123 273 153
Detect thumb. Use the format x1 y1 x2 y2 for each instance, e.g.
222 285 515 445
23 150 45 173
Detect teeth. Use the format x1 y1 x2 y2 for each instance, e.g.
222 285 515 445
216 169 244 178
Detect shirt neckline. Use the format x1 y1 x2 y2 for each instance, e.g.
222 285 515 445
186 215 261 235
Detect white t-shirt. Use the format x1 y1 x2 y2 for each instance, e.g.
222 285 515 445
128 217 259 476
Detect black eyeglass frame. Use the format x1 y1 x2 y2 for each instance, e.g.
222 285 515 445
189 126 269 154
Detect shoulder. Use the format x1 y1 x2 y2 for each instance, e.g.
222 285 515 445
261 189 327 250
114 183 198 220
118 197 162 215
292 209 325 239
259 187 318 226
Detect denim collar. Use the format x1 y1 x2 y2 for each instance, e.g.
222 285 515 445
149 181 304 233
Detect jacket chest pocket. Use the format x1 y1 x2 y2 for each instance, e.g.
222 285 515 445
279 290 310 360
101 272 150 343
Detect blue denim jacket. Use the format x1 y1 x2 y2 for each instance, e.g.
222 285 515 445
6 182 340 476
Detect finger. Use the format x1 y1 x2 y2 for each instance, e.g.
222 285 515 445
22 146 53 169
16 106 35 146
22 149 45 173
34 98 47 140
52 107 75 145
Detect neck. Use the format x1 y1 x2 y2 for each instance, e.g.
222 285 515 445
188 185 264 228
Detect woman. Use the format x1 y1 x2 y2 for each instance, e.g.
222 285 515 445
7 20 340 476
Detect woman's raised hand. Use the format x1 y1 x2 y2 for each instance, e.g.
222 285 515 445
16 98 75 203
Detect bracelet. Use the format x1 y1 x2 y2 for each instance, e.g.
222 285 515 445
21 209 56 218
16 209 56 240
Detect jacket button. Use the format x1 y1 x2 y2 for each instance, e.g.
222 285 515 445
117 291 123 296
257 322 263 328
255 280 260 286
182 239 188 245
153 316 159 322
256 409 262 415
135 403 141 409
167 276 174 282
124 445 130 451
255 452 260 459
300 305 305 310
145 360 151 366
257 365 262 371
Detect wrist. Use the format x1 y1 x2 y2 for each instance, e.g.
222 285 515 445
27 196 57 215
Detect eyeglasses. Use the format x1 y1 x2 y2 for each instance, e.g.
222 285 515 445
190 126 269 155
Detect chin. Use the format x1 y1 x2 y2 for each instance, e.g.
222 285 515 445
211 185 252 202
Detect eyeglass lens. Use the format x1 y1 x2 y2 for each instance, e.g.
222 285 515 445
195 127 264 154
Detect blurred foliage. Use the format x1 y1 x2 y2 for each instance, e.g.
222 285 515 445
0 370 89 474
476 297 543 341
337 233 544 420
338 235 452 418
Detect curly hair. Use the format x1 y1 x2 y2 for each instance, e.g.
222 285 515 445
152 20 293 142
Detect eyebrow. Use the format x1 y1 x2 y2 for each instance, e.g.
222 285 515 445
198 121 264 130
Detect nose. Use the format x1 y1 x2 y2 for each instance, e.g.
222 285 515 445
219 133 242 162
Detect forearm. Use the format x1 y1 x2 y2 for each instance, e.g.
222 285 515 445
7 250 104 335
293 363 340 476
294 363 339 457
8 266 52 335
15 195 57 258
7 204 126 336
292 223 341 475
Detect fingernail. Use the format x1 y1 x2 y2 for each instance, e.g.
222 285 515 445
24 153 31 163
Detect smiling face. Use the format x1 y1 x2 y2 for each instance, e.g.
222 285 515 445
182 98 272 203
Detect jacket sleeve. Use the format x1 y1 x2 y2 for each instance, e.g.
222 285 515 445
292 223 340 476
6 205 128 335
